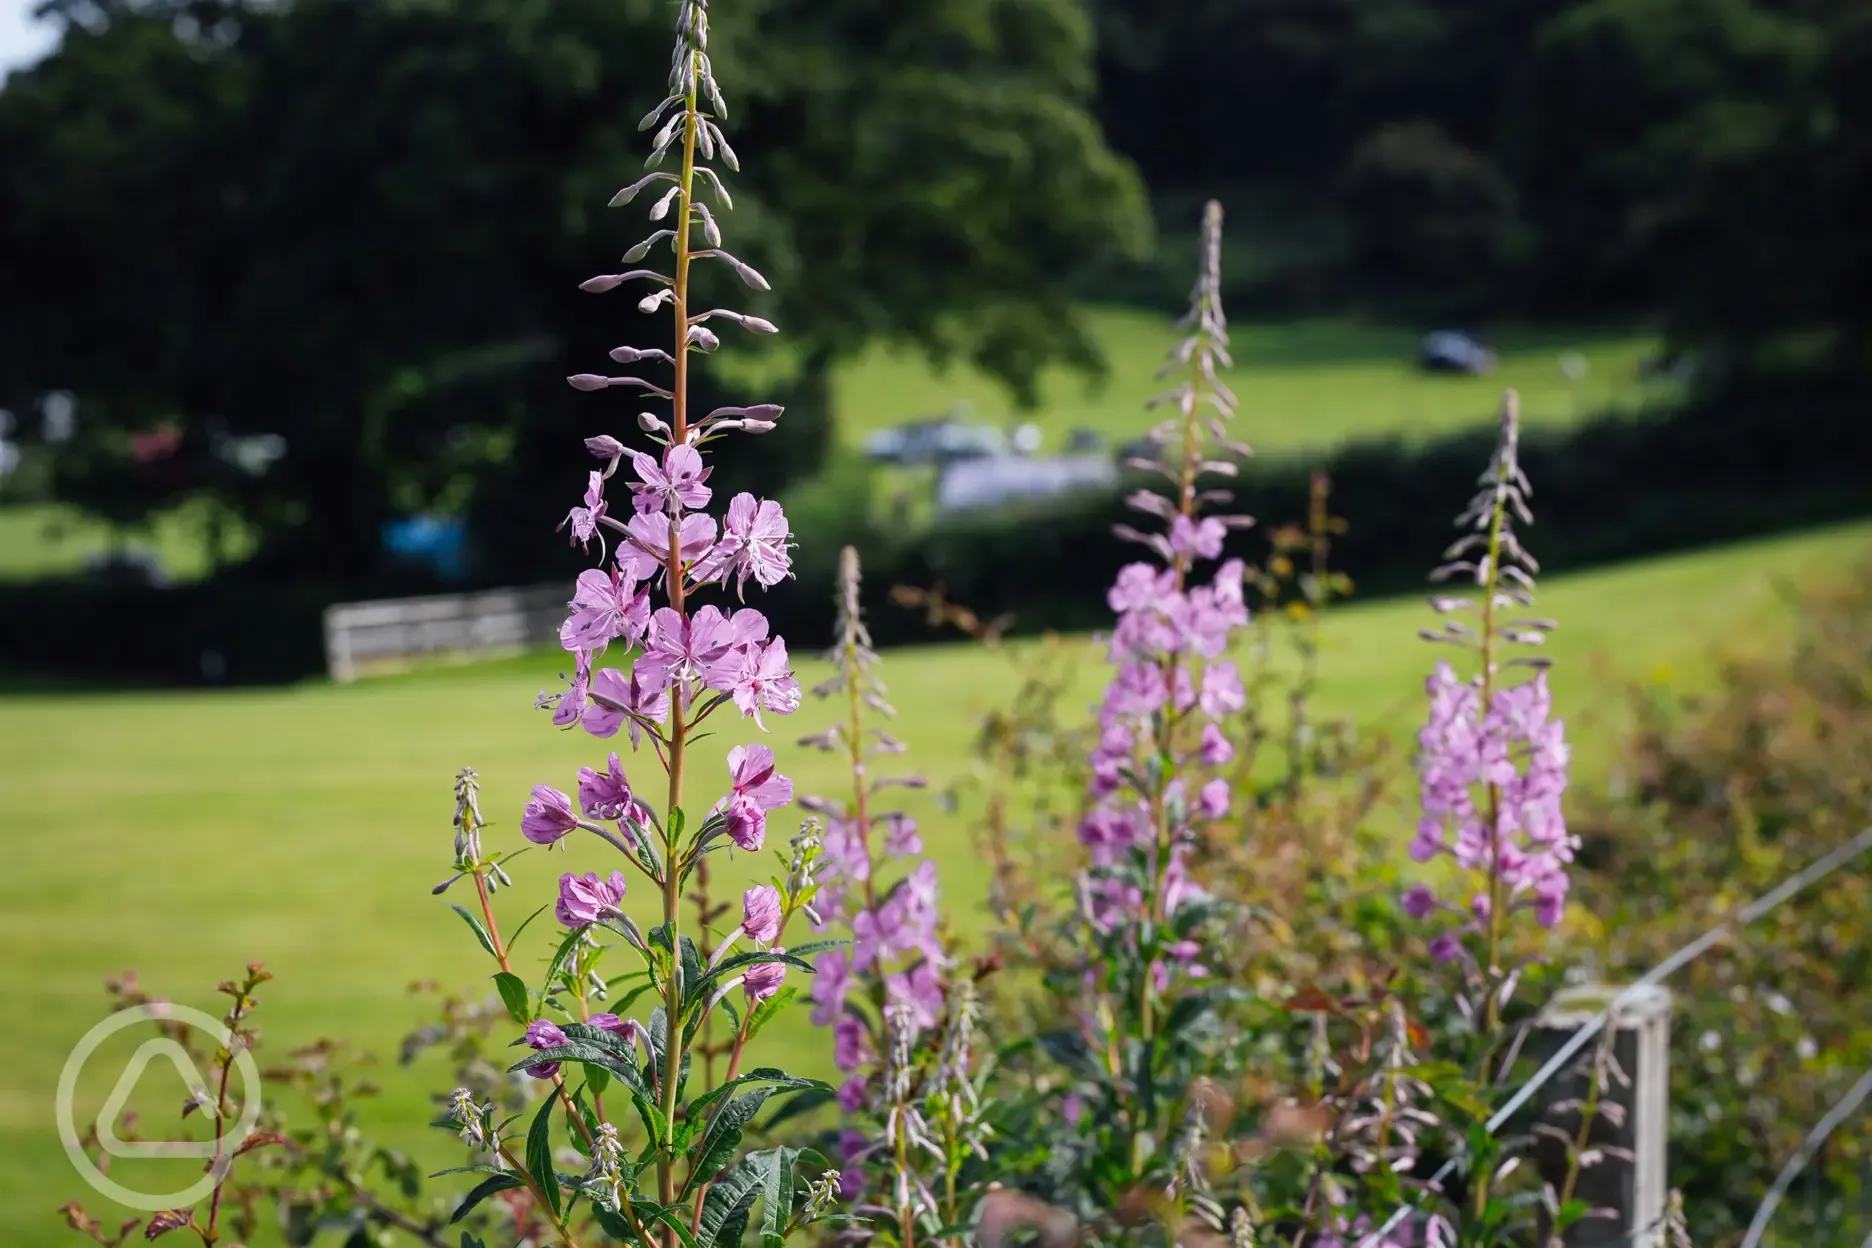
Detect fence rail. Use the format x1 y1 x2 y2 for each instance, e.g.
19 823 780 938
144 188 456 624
322 584 567 681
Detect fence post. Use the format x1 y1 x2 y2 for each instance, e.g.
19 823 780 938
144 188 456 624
1533 984 1673 1247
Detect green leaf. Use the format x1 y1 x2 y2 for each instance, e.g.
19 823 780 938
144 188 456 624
756 1146 799 1248
687 1069 831 1121
681 1088 773 1198
525 1095 562 1218
686 950 816 1012
542 926 586 998
450 904 499 959
493 972 531 1024
758 1086 833 1133
777 938 850 961
448 1172 523 1224
428 1164 509 1179
505 902 551 953
697 1157 767 1248
744 987 798 1043
643 1203 703 1248
680 935 704 1005
460 1234 488 1248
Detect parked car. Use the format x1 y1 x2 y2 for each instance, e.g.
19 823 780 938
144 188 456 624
862 417 1007 467
1418 330 1497 375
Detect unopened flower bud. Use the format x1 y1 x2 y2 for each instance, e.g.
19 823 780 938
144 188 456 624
580 274 626 294
686 325 720 351
741 316 778 334
638 289 673 314
741 418 777 434
585 435 625 461
637 411 669 435
567 374 611 392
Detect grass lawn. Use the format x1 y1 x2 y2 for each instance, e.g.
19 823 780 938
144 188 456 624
828 310 1673 456
4 521 1866 1244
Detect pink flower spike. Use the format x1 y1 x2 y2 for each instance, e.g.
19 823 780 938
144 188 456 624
628 444 712 515
742 885 782 943
521 785 578 846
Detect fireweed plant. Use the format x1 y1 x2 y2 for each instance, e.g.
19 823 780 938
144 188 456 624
798 548 995 1245
1012 200 1259 1239
430 4 844 1244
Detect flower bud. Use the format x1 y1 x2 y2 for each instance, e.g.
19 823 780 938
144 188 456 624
580 274 626 294
637 411 670 435
687 325 721 351
585 435 626 461
741 418 777 434
567 374 612 392
639 289 673 314
741 316 779 334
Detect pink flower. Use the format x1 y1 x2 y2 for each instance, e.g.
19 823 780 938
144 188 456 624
1428 933 1464 963
882 813 921 856
521 785 578 846
1108 562 1175 614
884 961 944 1031
1198 778 1230 820
1199 723 1234 766
640 605 739 699
742 885 782 943
720 636 801 726
577 752 643 824
836 1076 868 1112
524 1019 569 1079
810 949 851 1025
585 666 670 746
561 567 650 654
1199 661 1244 720
723 743 793 850
744 950 788 1001
550 652 592 728
627 444 711 515
618 511 717 582
696 493 792 595
1168 514 1226 559
833 1014 871 1071
1402 884 1437 919
561 472 607 552
556 870 627 927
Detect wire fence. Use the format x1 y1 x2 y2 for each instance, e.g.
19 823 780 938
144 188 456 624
1357 823 1872 1248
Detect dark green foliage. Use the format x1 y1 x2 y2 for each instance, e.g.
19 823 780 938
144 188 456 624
0 0 1146 582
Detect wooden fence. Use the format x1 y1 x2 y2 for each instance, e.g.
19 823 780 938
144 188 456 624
322 584 567 681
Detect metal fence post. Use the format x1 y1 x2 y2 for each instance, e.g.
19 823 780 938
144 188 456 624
1534 984 1673 1247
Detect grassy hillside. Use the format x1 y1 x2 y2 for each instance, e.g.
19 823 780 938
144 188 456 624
3 521 1864 1244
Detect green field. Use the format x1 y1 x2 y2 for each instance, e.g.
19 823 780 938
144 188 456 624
829 310 1672 454
0 313 1666 584
2 520 1867 1243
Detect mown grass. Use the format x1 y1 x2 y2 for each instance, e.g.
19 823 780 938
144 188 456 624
3 520 1867 1243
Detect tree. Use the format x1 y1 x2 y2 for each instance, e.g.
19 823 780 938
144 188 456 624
0 0 1148 583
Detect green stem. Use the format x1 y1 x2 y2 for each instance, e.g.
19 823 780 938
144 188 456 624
655 61 703 1245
